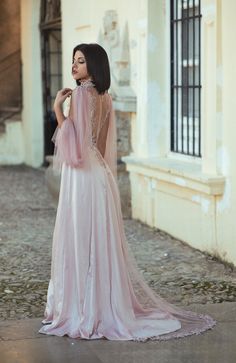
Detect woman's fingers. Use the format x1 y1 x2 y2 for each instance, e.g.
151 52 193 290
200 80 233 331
61 88 73 96
58 89 72 99
54 88 73 107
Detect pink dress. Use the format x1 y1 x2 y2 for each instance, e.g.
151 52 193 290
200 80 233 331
39 81 216 341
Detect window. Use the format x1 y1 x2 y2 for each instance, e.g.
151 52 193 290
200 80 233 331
170 0 202 157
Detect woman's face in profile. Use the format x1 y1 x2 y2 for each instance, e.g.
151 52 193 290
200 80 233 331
72 50 90 82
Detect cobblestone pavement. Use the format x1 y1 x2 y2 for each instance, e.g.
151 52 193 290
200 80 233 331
0 165 236 321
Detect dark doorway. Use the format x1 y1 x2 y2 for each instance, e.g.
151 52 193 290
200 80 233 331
0 0 22 129
40 0 62 160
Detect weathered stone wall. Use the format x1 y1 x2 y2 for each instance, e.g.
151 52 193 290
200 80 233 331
116 110 132 219
116 111 132 160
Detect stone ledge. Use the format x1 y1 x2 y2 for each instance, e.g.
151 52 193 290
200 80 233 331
122 155 225 196
0 119 24 164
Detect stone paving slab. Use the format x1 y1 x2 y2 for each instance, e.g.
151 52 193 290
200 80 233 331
0 303 235 363
0 165 236 321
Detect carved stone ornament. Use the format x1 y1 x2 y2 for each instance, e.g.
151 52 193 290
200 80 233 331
98 10 136 112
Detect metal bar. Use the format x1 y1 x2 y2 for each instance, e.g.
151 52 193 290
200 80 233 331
39 18 62 30
181 0 184 153
172 14 201 22
170 0 175 151
192 0 196 155
57 34 62 89
47 51 62 55
173 85 201 88
187 0 190 154
50 74 62 77
56 31 60 92
198 0 201 156
46 33 51 112
176 0 179 151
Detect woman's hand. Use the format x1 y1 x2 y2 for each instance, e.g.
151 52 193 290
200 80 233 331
53 88 72 127
54 88 72 109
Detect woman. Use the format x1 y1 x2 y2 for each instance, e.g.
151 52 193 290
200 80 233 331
39 43 216 341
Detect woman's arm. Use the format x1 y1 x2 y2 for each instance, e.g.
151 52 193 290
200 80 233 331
54 88 72 128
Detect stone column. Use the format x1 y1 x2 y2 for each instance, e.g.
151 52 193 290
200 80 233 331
21 0 44 167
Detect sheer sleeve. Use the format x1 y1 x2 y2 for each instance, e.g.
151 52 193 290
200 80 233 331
51 86 117 179
51 86 90 172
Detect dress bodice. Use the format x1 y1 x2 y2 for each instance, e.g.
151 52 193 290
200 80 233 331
73 82 112 157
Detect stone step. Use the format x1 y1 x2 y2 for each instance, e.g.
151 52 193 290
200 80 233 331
0 107 21 134
0 107 21 118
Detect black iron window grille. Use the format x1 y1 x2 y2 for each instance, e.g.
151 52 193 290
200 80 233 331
170 0 202 157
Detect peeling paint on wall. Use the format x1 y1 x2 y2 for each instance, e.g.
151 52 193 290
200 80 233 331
202 3 216 25
151 179 157 189
148 33 158 52
192 195 201 204
201 198 210 214
174 177 186 187
147 81 165 155
216 112 223 143
191 194 210 214
217 147 230 174
216 147 231 212
216 65 223 87
217 180 231 212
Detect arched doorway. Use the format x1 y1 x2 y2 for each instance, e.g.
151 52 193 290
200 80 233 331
40 0 62 160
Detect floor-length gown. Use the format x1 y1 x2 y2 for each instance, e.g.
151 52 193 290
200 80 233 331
39 80 216 341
